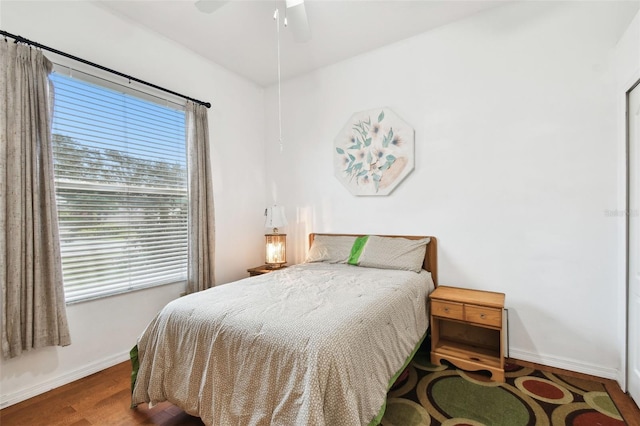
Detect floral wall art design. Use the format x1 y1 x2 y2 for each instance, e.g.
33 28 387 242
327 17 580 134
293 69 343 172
334 107 415 196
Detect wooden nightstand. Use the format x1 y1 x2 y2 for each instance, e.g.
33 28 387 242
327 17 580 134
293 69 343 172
247 264 287 277
429 286 506 382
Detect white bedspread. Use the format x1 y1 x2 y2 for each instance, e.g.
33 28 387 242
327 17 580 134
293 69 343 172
131 263 434 426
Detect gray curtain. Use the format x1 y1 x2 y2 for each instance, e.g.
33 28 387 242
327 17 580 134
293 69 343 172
186 101 215 294
0 42 71 358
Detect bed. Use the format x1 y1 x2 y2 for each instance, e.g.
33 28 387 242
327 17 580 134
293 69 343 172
131 233 438 425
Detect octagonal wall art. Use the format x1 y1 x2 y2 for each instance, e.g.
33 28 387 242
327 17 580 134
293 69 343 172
334 107 415 196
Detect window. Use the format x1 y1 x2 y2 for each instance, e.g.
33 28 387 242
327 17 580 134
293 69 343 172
50 70 188 303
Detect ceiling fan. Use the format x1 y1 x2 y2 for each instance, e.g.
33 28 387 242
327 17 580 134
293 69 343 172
194 0 311 43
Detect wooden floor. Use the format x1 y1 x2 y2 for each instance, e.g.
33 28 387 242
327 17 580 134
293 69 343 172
1 358 639 425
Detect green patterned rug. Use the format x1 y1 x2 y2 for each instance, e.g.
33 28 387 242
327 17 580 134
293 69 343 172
382 347 626 426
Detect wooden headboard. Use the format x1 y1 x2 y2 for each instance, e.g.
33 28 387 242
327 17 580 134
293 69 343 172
308 233 438 287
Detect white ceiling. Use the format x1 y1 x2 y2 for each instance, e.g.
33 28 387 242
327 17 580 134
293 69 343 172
96 0 508 87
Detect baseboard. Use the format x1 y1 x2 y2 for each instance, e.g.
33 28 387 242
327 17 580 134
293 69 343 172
508 348 620 381
0 351 130 409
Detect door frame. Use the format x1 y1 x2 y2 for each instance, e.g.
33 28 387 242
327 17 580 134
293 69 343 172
626 76 640 397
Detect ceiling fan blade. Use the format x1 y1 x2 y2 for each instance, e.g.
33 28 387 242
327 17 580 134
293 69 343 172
195 0 228 14
285 0 311 43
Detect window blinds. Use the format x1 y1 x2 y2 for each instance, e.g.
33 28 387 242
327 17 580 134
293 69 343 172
50 71 188 303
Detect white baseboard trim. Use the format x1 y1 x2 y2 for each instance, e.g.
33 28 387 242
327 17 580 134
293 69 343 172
0 351 131 409
508 348 620 381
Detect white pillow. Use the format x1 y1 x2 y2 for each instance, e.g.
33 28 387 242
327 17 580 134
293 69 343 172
357 236 430 273
305 235 357 264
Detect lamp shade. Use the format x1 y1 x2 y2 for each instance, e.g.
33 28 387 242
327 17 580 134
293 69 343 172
265 205 288 231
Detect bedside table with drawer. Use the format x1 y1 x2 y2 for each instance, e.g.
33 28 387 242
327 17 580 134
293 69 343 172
429 286 506 382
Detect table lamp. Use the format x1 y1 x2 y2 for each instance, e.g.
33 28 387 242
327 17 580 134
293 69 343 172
264 205 287 268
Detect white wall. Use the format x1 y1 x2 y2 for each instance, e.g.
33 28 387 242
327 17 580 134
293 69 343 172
0 1 267 407
265 1 639 378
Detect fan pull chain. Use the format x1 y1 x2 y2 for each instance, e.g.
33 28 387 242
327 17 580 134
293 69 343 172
274 7 284 152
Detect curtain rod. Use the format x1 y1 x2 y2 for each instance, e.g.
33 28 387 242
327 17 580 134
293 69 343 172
0 30 212 109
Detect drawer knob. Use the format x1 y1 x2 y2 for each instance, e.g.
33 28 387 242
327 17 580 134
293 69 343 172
444 307 450 313
480 314 486 319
